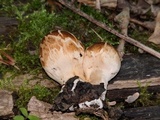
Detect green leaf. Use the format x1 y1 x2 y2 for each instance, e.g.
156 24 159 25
28 115 40 120
13 115 25 120
20 107 28 117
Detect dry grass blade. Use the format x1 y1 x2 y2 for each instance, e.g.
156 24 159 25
0 51 20 70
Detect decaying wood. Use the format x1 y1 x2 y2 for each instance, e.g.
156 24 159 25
58 0 160 59
109 53 160 90
123 105 160 119
107 85 160 101
106 53 160 101
109 77 160 90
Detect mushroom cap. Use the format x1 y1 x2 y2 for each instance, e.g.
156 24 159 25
40 30 85 84
83 42 121 87
40 30 121 87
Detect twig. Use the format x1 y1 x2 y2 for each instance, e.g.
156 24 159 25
58 0 160 59
130 18 155 31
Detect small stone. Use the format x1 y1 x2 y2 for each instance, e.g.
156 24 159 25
27 96 78 120
0 90 14 117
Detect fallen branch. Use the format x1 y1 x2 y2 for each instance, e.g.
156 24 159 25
58 0 160 59
130 18 155 31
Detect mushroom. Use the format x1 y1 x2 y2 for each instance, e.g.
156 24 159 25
40 30 121 118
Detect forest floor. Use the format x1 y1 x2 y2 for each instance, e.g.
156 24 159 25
0 0 160 120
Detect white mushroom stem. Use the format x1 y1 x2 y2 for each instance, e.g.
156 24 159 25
148 10 160 44
114 7 130 59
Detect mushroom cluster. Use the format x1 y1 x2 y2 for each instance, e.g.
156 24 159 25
40 30 121 113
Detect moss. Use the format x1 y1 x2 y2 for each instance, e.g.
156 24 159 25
0 77 15 90
0 0 119 75
122 81 160 108
16 84 60 108
134 81 154 107
1 0 159 76
0 73 60 108
0 0 55 74
1 1 160 119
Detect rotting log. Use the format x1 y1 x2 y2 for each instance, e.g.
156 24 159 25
106 53 160 119
107 85 160 101
123 105 160 119
107 53 160 100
